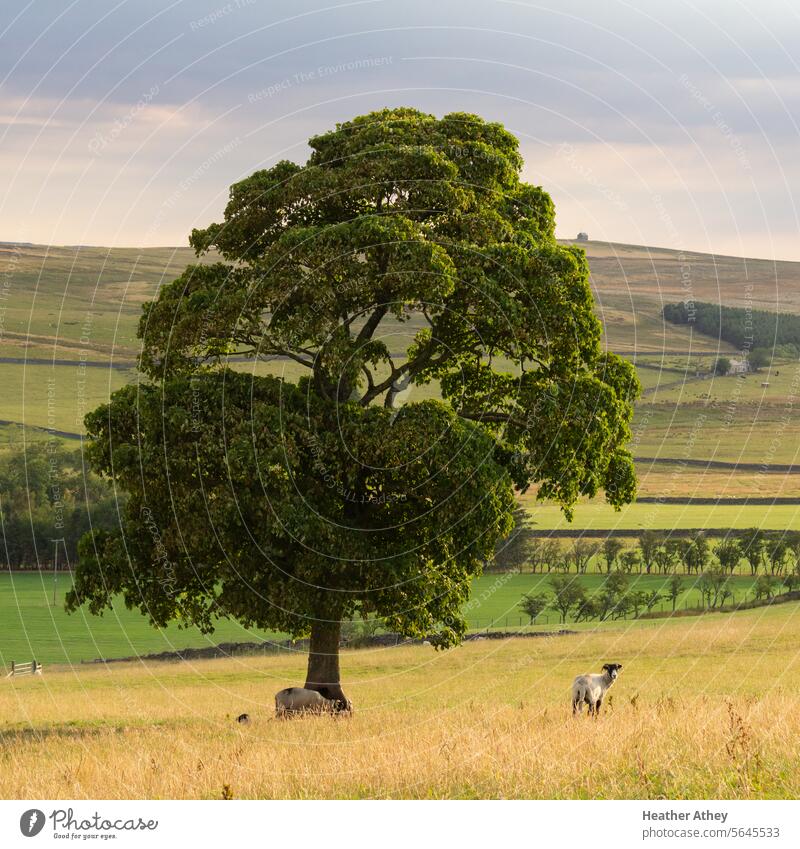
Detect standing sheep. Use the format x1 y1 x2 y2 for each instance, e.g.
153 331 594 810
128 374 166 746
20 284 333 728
275 686 352 717
571 663 623 716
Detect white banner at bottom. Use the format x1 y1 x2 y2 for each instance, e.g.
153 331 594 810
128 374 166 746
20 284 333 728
1 799 797 848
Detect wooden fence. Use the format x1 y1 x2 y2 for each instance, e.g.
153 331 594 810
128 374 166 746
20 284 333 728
5 660 43 678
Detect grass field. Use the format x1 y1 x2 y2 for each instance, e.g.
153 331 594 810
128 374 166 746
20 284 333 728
0 362 133 434
3 242 800 800
4 239 800 664
2 602 799 799
633 466 800 498
0 572 765 667
520 494 800 532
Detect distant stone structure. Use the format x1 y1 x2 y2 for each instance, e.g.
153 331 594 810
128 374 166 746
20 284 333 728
576 232 588 242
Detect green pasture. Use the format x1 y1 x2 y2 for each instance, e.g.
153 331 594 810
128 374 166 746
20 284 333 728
0 244 200 359
0 570 764 667
630 401 800 465
0 362 133 434
522 496 800 532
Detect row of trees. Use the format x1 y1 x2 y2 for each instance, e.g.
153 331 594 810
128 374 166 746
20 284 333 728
663 300 800 353
519 572 682 624
519 567 800 625
0 443 117 569
496 524 800 578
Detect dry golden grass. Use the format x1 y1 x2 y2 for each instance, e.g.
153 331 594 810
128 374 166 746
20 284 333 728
635 468 800 498
2 606 800 799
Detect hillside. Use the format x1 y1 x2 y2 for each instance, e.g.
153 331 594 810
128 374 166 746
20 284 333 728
2 238 800 515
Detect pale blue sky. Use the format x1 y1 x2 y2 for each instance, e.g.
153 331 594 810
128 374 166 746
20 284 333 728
2 0 799 258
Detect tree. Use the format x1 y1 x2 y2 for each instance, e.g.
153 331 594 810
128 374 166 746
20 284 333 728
540 539 563 573
0 443 117 570
619 550 641 574
664 301 800 352
596 570 630 620
493 504 536 572
519 592 549 624
714 538 742 575
638 531 661 574
754 574 779 601
739 529 766 575
783 568 800 593
666 574 684 611
698 568 732 608
785 531 800 572
573 595 602 623
714 356 732 376
765 538 789 576
66 109 638 704
628 590 653 618
549 576 587 624
643 589 663 614
654 540 678 574
685 532 710 575
569 539 601 574
749 348 771 371
601 537 625 573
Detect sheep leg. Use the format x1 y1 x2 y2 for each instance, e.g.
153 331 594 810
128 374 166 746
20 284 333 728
595 698 603 717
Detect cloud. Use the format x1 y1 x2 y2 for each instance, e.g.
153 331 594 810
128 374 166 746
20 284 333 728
0 0 798 257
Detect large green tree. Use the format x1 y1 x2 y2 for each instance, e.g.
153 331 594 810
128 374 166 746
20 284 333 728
67 108 638 704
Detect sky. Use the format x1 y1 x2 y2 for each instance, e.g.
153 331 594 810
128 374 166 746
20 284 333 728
1 0 799 259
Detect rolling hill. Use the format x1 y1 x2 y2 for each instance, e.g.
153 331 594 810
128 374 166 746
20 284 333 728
2 238 800 517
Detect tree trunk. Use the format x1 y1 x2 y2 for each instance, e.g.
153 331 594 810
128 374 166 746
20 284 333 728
304 619 348 704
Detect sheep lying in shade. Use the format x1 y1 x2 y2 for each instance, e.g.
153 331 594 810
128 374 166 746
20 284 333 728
571 663 623 716
275 687 352 717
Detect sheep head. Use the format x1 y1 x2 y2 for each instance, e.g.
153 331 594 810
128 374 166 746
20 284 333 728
602 663 623 680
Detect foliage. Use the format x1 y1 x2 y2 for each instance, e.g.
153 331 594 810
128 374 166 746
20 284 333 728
594 570 631 620
666 574 684 611
548 575 587 623
749 348 771 371
715 538 742 575
492 505 537 572
0 443 116 569
619 549 641 574
684 532 711 575
569 539 601 574
663 301 800 351
754 574 779 601
535 539 563 574
67 109 639 693
698 568 732 608
764 538 790 576
783 569 800 593
601 537 625 573
638 530 661 574
518 592 549 623
654 539 680 574
714 356 732 376
739 529 766 575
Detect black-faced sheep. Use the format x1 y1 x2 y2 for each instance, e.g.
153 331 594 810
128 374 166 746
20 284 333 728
275 686 352 717
571 663 623 716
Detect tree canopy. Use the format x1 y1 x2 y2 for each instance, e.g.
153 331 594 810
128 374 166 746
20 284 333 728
67 108 639 701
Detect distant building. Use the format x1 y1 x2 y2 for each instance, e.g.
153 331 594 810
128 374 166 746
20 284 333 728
576 232 589 242
728 359 749 375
